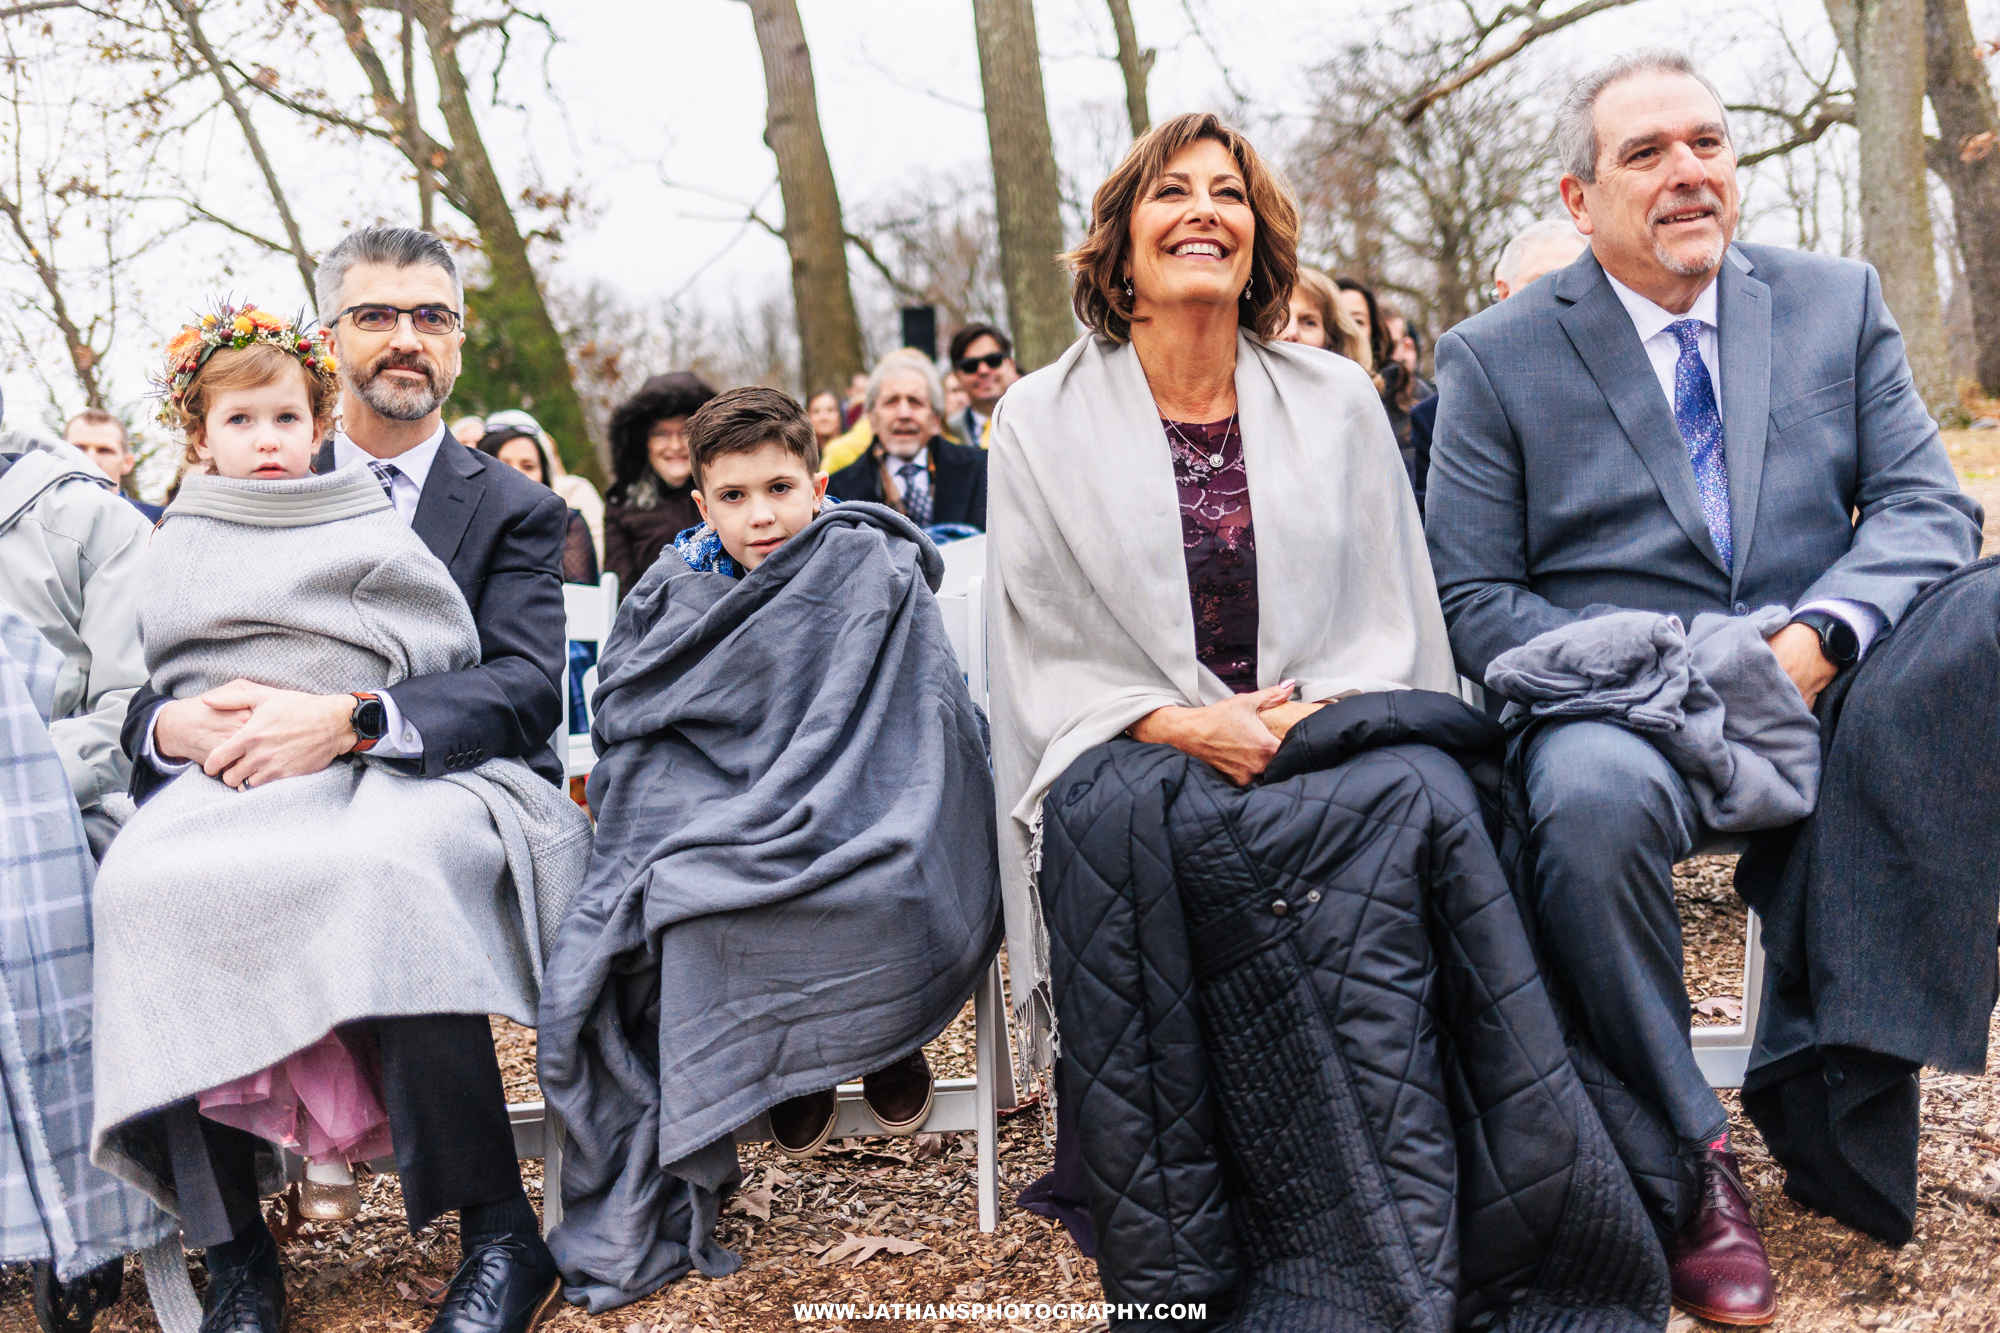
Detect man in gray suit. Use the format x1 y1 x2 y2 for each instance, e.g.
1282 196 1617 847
1426 49 1982 1326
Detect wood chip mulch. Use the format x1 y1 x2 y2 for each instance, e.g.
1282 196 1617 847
6 879 1994 1332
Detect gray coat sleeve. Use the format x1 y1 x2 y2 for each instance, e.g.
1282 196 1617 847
1424 329 1590 679
1793 263 1982 623
49 495 149 810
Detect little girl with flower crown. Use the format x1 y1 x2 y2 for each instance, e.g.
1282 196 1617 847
147 307 389 1221
89 305 586 1259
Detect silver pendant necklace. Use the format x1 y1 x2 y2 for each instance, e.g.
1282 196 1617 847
1165 413 1233 470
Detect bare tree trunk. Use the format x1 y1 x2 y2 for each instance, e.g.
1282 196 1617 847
972 0 1073 370
1105 0 1151 139
1832 0 1953 412
413 0 598 480
165 0 316 300
741 0 863 393
1924 0 2000 393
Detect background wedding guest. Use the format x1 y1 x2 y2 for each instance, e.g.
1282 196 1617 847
945 322 1017 448
602 371 716 592
826 352 987 530
1405 218 1587 516
64 409 161 521
806 386 844 448
450 414 487 447
1279 265 1375 375
487 407 604 565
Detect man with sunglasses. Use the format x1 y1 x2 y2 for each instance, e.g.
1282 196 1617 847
121 226 569 1333
945 323 1018 448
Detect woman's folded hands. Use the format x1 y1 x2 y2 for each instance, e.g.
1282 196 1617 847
1129 681 1324 786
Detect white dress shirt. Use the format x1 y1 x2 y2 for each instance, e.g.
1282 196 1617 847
1605 270 1884 657
145 426 446 770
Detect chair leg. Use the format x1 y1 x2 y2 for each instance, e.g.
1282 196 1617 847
541 1105 565 1235
974 958 1002 1233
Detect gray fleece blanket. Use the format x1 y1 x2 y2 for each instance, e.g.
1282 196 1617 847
539 502 1000 1313
89 466 591 1207
1485 606 1821 832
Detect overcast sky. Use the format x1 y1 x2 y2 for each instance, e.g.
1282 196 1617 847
4 0 1981 446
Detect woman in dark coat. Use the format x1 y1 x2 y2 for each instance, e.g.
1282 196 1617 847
602 372 716 591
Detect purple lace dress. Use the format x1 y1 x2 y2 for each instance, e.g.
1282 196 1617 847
1164 415 1259 692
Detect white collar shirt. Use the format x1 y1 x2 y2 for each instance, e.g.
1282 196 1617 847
1604 270 1721 414
333 424 446 527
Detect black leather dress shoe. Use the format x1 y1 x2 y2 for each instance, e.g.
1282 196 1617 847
199 1255 286 1333
427 1233 562 1333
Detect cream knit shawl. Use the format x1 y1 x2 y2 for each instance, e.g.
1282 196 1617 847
986 332 1459 1055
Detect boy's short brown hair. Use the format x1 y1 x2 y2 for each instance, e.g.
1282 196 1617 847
686 386 819 490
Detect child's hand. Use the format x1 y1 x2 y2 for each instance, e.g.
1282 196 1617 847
201 681 359 790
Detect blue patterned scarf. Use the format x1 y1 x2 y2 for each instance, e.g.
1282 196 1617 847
673 495 841 579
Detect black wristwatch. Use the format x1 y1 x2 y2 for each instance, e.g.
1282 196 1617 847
348 692 388 753
1790 611 1859 669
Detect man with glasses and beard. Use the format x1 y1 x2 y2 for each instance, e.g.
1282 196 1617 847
121 226 570 1333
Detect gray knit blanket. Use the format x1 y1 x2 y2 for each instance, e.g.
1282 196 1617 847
1485 605 1821 832
539 503 1000 1312
89 466 591 1207
0 606 173 1278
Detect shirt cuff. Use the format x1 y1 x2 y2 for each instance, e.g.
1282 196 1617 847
1794 598 1887 660
142 707 195 775
364 691 425 759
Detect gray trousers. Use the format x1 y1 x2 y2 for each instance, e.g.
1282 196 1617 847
1523 718 1731 1147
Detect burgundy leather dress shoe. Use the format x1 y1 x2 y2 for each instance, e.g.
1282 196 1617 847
1668 1148 1776 1325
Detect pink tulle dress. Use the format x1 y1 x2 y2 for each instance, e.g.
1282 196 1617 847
198 1024 393 1164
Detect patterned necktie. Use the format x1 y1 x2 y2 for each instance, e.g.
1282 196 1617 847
368 460 402 499
1667 319 1731 571
897 460 931 527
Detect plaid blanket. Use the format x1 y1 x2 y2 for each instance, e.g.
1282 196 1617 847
0 605 171 1278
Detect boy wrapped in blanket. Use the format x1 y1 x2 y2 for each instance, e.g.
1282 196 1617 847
538 387 1001 1312
88 306 589 1328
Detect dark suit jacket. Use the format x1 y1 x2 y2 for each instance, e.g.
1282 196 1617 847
1405 392 1437 518
1426 243 1984 679
123 436 569 799
826 434 988 530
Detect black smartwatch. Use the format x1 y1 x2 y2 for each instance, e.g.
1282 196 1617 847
1790 611 1859 669
348 692 388 753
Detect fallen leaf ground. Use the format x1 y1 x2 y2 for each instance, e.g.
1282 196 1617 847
5 442 1996 1333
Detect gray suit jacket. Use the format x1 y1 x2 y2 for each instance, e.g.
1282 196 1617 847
1426 243 1983 678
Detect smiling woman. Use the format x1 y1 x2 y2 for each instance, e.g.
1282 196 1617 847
986 111 1674 1329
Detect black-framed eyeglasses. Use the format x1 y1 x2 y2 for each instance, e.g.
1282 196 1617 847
955 351 1007 375
336 303 462 335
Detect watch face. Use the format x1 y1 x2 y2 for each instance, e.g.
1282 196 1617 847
354 698 388 739
1824 619 1860 664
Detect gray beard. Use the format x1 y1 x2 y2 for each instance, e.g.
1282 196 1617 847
351 367 449 422
1653 231 1728 277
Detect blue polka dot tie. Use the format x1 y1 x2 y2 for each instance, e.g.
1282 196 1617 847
1668 319 1731 571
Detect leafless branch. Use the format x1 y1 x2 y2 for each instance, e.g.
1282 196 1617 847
1398 0 1643 124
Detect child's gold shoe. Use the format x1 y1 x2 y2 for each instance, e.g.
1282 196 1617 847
300 1160 361 1221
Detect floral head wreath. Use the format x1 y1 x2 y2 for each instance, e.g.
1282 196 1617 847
153 302 338 431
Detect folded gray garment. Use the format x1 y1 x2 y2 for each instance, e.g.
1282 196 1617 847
1487 606 1821 832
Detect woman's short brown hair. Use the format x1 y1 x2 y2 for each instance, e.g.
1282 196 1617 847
175 343 339 467
1065 111 1300 344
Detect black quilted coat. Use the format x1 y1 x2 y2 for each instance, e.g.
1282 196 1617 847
1040 691 1670 1332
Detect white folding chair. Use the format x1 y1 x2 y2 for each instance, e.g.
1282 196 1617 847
517 541 1018 1235
559 573 619 780
1692 911 1764 1088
